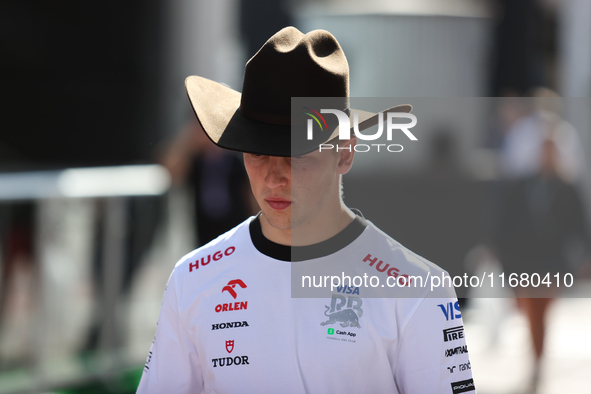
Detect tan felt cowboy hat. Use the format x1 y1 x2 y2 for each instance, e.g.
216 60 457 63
185 26 411 157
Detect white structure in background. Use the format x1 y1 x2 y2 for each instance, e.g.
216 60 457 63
0 165 172 391
499 109 585 182
558 0 591 221
163 0 243 136
294 0 492 175
0 165 170 200
295 0 492 97
559 0 591 98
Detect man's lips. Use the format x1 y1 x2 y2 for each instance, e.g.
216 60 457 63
265 198 292 210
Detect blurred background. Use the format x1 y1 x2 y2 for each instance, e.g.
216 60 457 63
1 0 591 393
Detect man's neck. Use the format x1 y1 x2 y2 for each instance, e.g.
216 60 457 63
260 203 356 247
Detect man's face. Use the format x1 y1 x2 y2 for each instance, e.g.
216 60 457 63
243 142 354 233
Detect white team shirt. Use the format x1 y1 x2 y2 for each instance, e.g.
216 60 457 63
137 214 475 393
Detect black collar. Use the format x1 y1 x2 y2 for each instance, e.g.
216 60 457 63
249 210 368 262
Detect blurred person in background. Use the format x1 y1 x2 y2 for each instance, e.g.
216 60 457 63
160 116 255 247
83 195 166 353
491 0 558 96
0 203 37 369
424 128 466 181
494 133 591 392
497 88 585 182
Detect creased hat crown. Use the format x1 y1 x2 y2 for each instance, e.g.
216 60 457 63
239 27 350 125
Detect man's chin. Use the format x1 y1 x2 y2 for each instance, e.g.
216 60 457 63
261 211 292 231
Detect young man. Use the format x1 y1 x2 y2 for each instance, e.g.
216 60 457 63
138 27 474 393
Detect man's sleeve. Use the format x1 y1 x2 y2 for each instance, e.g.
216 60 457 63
394 295 475 394
137 270 203 393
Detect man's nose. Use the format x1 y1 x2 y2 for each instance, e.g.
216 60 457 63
265 157 289 188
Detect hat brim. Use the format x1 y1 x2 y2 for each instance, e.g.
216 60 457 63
186 76 412 157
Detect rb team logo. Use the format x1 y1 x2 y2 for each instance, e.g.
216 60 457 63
320 294 363 328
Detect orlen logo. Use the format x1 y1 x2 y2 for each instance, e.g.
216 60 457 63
189 246 235 272
215 279 248 313
305 108 417 153
222 279 247 299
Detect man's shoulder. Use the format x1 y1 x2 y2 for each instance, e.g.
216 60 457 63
362 220 448 276
360 219 459 309
172 216 255 275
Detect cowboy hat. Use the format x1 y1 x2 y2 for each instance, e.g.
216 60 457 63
185 26 411 157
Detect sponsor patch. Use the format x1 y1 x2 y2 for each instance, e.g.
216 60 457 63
451 378 475 393
320 295 363 328
438 301 461 321
226 340 234 353
211 339 249 368
443 326 465 342
211 356 249 368
189 246 236 272
445 345 468 357
215 301 248 313
222 279 247 299
212 321 249 330
362 253 412 285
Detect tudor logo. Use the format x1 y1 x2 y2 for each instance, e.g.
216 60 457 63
222 279 247 299
226 340 234 353
212 339 249 368
212 355 250 368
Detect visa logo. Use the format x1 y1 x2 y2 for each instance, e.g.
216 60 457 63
438 301 461 321
336 285 360 295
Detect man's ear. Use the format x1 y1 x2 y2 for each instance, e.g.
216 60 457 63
336 137 356 175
